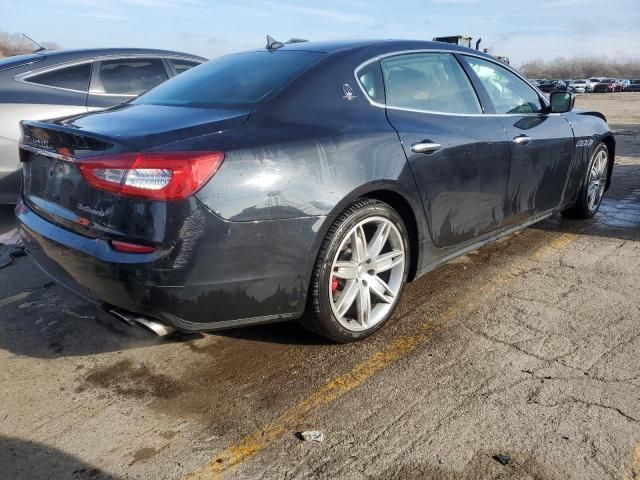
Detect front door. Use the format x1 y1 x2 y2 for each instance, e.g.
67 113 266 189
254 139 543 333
461 56 575 223
378 52 511 247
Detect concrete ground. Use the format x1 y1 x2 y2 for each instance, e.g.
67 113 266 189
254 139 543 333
0 94 639 480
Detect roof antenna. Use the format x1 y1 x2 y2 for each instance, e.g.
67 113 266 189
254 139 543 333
22 33 47 53
266 35 285 51
266 35 308 51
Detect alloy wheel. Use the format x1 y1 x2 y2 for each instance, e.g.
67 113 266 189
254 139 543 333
587 148 608 212
329 216 405 332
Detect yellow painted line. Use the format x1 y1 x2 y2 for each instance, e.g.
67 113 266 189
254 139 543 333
0 291 32 308
623 444 640 480
186 232 576 480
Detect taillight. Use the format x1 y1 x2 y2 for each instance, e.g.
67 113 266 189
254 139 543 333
77 151 224 200
110 240 156 254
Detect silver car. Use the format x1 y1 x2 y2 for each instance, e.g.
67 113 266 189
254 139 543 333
0 48 205 203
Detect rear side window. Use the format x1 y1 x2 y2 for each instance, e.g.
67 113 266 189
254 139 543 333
170 59 200 74
380 53 481 114
357 61 385 103
134 51 324 109
25 63 91 92
94 58 168 96
463 56 543 114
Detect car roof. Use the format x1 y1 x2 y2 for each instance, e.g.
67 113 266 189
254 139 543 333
260 39 494 57
30 47 207 62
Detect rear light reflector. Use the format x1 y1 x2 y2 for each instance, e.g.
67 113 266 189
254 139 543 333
77 151 224 200
110 240 156 254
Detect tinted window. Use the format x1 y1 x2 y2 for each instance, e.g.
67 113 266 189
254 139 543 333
464 56 543 114
170 59 200 74
357 61 385 103
134 51 324 109
380 53 481 114
26 63 91 92
95 58 168 96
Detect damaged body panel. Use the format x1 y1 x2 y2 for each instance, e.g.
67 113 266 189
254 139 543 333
16 40 614 338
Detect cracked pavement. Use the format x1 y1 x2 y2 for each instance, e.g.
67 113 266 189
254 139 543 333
0 94 639 480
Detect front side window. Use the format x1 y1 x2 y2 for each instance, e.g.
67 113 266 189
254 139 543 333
25 63 91 92
463 56 544 114
135 51 324 109
95 58 168 96
380 53 481 114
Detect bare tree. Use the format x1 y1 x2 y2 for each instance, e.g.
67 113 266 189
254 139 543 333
0 31 60 58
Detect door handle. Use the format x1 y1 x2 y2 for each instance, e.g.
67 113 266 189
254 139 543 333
513 135 532 145
411 142 441 154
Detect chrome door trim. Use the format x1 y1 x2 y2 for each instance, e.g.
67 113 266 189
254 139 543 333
353 48 556 118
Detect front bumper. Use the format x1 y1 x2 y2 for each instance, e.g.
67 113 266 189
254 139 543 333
17 199 324 332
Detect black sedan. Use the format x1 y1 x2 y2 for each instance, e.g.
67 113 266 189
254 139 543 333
538 80 567 93
17 39 615 342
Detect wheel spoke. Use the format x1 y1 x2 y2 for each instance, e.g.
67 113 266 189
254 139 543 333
351 226 367 263
356 283 371 327
335 280 358 317
369 275 395 304
367 222 389 258
333 261 357 279
374 250 404 273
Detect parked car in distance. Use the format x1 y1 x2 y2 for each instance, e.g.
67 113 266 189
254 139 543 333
538 79 567 93
0 48 206 203
619 79 630 90
593 78 623 93
626 79 640 92
570 79 588 93
587 77 603 92
17 39 615 342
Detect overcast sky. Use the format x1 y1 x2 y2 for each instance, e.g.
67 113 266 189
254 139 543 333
2 0 639 66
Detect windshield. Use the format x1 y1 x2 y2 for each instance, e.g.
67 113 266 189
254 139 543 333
134 50 325 109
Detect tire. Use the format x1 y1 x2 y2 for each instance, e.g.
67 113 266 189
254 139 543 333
301 199 410 343
562 142 609 219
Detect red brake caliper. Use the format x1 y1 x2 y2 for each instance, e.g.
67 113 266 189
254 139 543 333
331 277 339 294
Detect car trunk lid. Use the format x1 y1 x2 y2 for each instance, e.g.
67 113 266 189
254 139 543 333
20 104 248 240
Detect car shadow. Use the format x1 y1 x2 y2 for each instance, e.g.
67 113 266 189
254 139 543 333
0 435 121 480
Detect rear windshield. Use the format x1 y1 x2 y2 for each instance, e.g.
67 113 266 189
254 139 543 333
134 50 325 109
0 53 46 72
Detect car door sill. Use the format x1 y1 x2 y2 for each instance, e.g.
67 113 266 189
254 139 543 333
417 209 557 277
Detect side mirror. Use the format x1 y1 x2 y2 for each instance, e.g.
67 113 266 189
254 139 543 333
549 91 575 113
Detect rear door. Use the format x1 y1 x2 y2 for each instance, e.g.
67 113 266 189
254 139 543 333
461 56 574 222
87 57 170 109
369 52 511 247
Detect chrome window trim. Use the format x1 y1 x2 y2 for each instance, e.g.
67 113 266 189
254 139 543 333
353 48 556 118
19 143 75 162
14 54 203 96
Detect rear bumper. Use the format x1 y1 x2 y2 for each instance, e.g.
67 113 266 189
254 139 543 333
17 199 324 332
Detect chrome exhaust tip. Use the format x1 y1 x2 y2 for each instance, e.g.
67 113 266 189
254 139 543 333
108 308 175 337
132 316 176 337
